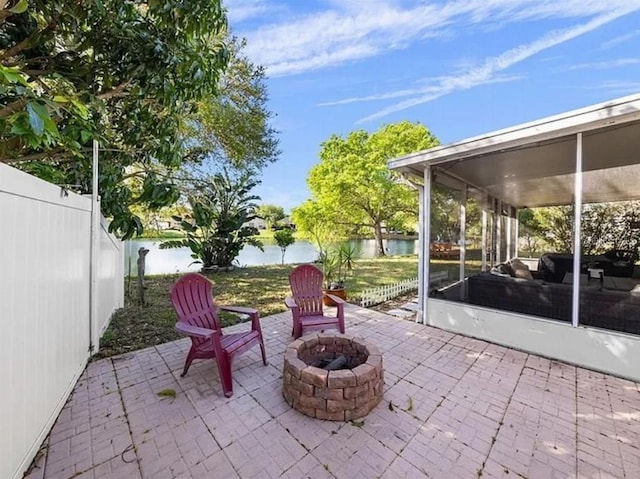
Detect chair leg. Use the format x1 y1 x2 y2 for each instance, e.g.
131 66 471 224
181 347 197 377
216 354 234 398
293 316 304 339
259 339 267 366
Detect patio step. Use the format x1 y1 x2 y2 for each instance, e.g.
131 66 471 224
385 297 419 319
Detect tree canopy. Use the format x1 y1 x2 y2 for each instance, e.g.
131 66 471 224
0 1 279 238
519 202 640 255
256 204 285 229
299 121 439 255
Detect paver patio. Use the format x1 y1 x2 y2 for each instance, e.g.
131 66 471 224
26 304 640 479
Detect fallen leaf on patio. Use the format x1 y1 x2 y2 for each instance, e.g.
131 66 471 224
388 401 395 411
350 420 365 428
157 389 176 398
407 396 413 412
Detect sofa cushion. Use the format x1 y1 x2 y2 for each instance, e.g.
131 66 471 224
491 262 514 277
509 258 533 280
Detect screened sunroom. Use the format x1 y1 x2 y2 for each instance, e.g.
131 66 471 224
388 93 640 381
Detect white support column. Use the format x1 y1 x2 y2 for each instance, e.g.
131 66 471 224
481 194 488 272
513 208 520 258
571 133 583 328
496 200 502 264
89 140 100 353
489 198 498 268
506 204 512 261
459 185 467 301
423 166 432 326
416 185 424 323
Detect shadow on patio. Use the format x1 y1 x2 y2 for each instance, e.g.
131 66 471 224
26 305 640 478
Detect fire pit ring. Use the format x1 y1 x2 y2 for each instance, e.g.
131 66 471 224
283 332 383 421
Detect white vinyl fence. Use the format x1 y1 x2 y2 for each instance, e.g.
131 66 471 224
0 163 124 479
360 271 449 307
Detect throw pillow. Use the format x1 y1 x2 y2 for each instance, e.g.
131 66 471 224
509 258 533 280
490 262 515 277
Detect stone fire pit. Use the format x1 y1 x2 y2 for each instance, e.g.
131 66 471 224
282 332 383 421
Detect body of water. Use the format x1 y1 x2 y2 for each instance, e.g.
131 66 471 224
124 238 418 275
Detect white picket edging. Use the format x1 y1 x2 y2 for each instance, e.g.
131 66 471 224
359 271 449 307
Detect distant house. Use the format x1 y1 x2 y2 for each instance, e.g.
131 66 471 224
245 217 266 230
281 216 296 229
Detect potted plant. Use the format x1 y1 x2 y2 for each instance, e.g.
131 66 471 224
321 243 359 306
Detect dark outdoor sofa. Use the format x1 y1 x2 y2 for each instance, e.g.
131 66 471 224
468 272 640 335
538 249 638 283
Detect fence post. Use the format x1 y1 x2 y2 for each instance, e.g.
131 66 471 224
89 140 100 353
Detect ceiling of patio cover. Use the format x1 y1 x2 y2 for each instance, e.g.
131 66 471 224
389 94 640 208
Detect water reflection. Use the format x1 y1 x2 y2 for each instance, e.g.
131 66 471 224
124 238 418 276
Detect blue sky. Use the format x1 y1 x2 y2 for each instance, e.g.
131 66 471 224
225 0 640 212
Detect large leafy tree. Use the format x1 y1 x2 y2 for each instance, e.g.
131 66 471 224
303 121 439 255
182 37 279 174
1 1 279 238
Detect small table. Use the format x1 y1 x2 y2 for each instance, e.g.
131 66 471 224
587 268 604 290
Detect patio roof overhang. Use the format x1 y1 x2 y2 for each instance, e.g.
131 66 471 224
389 93 640 207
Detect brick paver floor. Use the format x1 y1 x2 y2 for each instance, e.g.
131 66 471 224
26 305 640 478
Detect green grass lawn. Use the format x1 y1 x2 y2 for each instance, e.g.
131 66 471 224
97 255 419 358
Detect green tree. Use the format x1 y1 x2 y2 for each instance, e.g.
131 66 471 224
527 201 640 255
1 2 279 238
291 199 339 255
256 204 285 229
518 208 546 255
160 170 263 268
273 229 295 264
304 121 439 256
179 36 279 174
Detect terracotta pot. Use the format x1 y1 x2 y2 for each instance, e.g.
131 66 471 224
323 288 346 306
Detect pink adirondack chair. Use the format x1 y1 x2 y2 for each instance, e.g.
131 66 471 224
285 264 345 339
171 273 267 398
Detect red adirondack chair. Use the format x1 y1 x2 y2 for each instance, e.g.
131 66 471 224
285 264 345 339
171 273 267 398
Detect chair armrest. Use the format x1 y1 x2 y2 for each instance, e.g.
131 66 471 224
219 305 261 330
218 305 258 316
175 322 215 338
324 294 345 305
285 296 298 309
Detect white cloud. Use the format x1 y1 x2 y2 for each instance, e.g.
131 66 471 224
318 74 523 107
569 58 640 70
225 0 271 23
350 8 639 124
600 29 640 50
598 80 640 96
239 0 640 77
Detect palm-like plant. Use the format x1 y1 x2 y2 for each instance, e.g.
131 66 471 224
322 242 360 289
161 170 263 269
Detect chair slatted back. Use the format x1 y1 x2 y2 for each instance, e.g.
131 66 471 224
171 273 220 346
289 264 324 317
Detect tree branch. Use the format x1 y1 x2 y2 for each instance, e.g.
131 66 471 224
97 81 132 100
0 97 26 118
333 220 374 229
0 34 35 62
1 149 71 164
0 21 56 62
